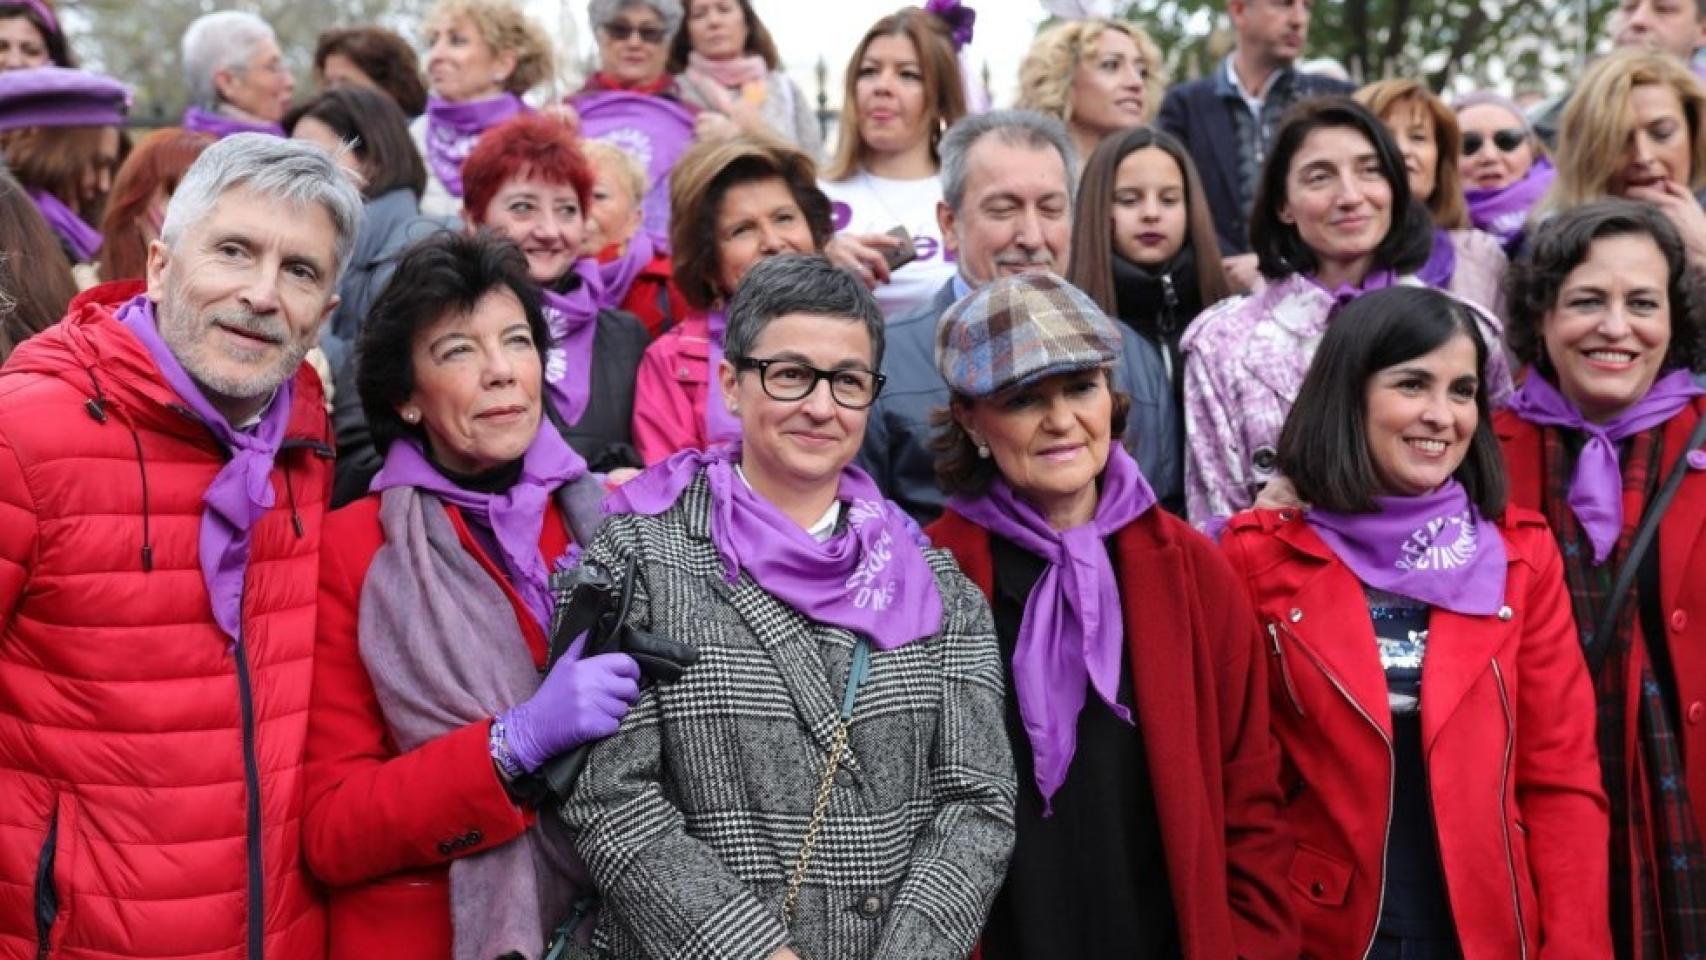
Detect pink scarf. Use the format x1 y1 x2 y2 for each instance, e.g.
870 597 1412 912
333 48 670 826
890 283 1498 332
686 51 768 90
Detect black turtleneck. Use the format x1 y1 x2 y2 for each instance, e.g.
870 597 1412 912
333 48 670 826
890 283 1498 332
1110 249 1206 395
427 454 525 494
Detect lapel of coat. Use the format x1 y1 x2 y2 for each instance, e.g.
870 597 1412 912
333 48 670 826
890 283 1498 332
1418 537 1522 750
1659 399 1706 616
1271 521 1394 739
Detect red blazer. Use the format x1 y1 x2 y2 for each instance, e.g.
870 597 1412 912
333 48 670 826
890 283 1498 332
927 507 1299 960
1219 506 1611 960
1498 402 1706 844
304 494 571 959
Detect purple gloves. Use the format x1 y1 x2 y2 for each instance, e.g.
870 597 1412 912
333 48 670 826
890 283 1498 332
497 634 642 774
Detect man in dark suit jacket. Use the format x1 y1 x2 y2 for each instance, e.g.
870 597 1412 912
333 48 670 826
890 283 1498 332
1158 0 1350 285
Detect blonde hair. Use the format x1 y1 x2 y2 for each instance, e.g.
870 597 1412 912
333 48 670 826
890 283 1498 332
1540 47 1706 220
426 0 555 95
582 139 648 205
823 8 966 181
1355 78 1469 230
1016 19 1167 128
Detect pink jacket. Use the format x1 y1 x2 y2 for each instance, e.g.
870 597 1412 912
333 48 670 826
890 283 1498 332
632 310 713 465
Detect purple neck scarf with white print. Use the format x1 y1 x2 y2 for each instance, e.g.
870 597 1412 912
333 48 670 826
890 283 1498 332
538 260 606 427
1505 368 1706 564
947 444 1157 813
1465 158 1554 253
424 93 529 199
605 444 944 650
368 424 590 631
116 294 296 641
1306 479 1508 615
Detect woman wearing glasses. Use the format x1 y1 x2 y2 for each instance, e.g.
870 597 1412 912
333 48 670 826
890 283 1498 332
1454 91 1552 254
562 253 1016 960
410 0 554 217
631 134 833 463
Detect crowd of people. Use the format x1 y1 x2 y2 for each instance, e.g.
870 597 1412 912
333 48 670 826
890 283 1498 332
1 0 1705 957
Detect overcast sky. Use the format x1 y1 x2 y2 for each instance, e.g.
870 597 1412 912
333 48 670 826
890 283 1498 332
532 0 1054 109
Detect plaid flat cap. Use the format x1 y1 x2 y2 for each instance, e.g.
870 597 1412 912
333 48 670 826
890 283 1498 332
935 272 1122 398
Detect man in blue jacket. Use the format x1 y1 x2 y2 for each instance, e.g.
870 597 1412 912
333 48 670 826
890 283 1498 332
857 109 1179 522
1158 0 1349 285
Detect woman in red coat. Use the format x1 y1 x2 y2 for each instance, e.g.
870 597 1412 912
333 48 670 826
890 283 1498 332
304 231 639 958
1220 285 1610 960
1495 199 1706 957
923 273 1297 960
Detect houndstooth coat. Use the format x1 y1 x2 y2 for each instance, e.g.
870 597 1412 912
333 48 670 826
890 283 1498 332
559 472 1017 960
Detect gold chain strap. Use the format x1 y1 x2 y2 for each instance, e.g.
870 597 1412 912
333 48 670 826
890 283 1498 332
781 719 850 926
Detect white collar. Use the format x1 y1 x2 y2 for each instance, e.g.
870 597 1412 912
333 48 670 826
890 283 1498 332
1225 54 1284 109
735 464 842 541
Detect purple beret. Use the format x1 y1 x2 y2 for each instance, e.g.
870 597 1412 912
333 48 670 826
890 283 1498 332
0 66 130 132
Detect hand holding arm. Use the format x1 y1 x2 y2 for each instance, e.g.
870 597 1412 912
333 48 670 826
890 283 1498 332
497 634 641 774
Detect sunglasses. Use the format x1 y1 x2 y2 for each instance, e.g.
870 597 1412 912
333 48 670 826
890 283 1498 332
601 21 668 44
1462 129 1527 156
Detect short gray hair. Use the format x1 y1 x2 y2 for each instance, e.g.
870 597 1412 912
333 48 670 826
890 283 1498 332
182 11 278 110
939 109 1078 215
588 0 683 38
161 134 366 283
725 255 885 369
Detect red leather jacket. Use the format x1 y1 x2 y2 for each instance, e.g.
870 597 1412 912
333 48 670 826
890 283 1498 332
1219 506 1611 960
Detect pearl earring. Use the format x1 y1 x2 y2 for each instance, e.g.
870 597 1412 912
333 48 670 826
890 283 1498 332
976 443 990 459
403 409 420 424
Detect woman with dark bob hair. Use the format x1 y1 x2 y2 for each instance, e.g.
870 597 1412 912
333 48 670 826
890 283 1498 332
1496 199 1706 955
1221 285 1611 960
314 26 429 117
631 132 833 462
305 230 638 959
924 272 1296 960
1182 96 1513 526
562 254 1015 959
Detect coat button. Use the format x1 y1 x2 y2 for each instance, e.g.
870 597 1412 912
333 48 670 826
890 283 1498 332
1310 881 1326 898
1289 608 1303 623
1674 610 1689 632
1689 701 1705 725
437 841 454 856
857 895 884 918
1278 510 1295 522
1498 606 1514 622
465 829 483 845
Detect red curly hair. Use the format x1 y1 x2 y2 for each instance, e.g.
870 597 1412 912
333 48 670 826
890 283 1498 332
461 113 595 225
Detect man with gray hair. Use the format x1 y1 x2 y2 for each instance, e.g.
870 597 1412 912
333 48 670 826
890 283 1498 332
0 134 361 959
857 109 1179 521
182 9 295 137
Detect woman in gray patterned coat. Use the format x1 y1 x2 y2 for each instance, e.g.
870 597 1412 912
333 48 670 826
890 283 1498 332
560 253 1017 960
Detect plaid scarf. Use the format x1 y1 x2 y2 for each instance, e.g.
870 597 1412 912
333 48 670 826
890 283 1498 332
1543 426 1706 960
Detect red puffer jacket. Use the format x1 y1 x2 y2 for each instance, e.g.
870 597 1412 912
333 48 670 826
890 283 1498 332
0 282 330 960
1219 506 1611 960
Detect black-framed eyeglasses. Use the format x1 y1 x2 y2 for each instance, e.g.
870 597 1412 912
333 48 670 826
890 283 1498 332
600 21 668 44
1462 129 1527 156
734 357 886 410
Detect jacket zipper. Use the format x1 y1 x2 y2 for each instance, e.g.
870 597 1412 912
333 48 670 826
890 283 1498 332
1287 624 1393 960
1491 659 1529 960
1267 623 1308 716
234 628 266 960
35 806 58 960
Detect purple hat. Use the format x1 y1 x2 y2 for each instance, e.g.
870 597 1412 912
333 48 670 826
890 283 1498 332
0 66 129 132
935 272 1123 399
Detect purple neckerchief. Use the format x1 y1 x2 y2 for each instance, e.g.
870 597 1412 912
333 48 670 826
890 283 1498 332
539 260 606 427
606 445 945 649
1416 229 1457 290
1310 268 1397 313
1306 480 1508 616
29 189 100 262
946 445 1157 813
424 93 528 199
182 106 284 139
595 229 660 309
1465 158 1554 254
116 295 294 642
704 308 740 445
1506 368 1706 564
369 424 589 630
